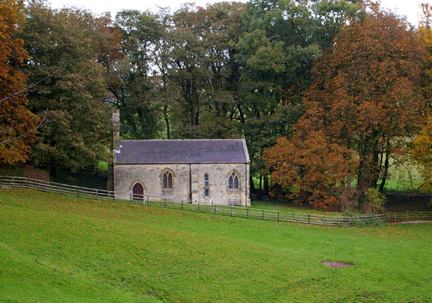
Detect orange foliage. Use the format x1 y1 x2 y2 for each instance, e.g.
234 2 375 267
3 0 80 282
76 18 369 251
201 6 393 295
264 4 426 210
264 133 356 210
0 0 39 164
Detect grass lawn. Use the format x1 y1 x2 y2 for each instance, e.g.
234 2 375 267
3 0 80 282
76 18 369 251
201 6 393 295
0 189 431 302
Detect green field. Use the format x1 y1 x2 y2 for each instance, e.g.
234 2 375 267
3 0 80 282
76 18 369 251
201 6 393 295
0 189 431 302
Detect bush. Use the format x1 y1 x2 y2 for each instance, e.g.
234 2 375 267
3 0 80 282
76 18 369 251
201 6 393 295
361 188 387 214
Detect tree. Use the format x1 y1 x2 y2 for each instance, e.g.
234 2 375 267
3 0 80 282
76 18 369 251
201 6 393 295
410 3 432 192
264 134 356 210
236 0 361 193
112 10 163 139
264 4 426 209
419 3 432 104
22 2 113 174
0 0 39 164
159 3 244 139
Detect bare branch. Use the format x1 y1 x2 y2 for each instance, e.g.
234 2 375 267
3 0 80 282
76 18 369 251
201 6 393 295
0 105 83 145
0 111 44 135
0 64 67 104
0 109 49 145
0 75 51 104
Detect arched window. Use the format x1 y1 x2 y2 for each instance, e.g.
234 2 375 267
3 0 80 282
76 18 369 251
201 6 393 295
204 173 209 197
162 170 174 189
132 182 144 201
228 172 240 190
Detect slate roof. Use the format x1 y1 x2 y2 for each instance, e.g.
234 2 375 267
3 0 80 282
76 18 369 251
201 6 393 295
115 139 249 164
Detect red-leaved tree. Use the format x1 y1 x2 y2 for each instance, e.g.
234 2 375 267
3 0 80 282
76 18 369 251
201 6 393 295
0 0 39 164
264 4 426 210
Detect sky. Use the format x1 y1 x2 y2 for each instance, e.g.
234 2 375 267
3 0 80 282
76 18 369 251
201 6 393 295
47 0 431 25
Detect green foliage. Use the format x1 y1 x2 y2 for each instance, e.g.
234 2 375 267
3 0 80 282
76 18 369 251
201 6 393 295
22 2 112 173
112 10 163 139
1 189 432 302
264 3 427 208
236 0 361 180
362 188 387 214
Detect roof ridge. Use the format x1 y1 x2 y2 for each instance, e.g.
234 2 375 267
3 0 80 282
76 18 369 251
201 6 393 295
116 139 249 164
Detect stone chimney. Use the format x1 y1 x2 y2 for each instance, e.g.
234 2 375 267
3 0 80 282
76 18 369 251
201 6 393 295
112 110 120 152
107 110 120 191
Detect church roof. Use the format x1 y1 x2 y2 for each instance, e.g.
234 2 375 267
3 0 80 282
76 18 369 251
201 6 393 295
115 139 250 164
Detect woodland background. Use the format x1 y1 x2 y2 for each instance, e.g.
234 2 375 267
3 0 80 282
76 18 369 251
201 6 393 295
2 0 432 211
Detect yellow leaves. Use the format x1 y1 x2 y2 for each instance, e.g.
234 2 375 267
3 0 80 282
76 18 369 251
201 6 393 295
410 118 432 191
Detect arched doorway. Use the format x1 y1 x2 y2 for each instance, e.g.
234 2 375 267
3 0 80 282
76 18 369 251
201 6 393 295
132 183 144 201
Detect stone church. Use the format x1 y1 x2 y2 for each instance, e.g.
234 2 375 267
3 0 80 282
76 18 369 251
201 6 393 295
108 112 251 206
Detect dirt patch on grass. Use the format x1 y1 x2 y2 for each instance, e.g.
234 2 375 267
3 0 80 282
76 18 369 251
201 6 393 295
322 261 354 269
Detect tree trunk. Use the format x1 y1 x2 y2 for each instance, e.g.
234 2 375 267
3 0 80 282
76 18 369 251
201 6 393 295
379 139 391 193
250 176 256 193
163 104 170 139
263 174 269 195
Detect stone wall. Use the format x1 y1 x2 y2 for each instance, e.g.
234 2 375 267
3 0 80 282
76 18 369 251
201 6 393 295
114 163 250 206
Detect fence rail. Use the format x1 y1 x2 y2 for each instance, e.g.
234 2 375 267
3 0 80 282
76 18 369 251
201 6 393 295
386 211 432 222
0 176 387 226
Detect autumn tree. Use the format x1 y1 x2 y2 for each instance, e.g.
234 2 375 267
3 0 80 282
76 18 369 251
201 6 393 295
264 134 356 210
419 3 432 103
236 0 361 193
0 0 39 164
410 3 432 192
264 4 426 210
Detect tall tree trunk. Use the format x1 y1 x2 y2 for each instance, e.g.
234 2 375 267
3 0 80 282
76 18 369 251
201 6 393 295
250 176 256 193
163 104 170 139
263 174 269 195
379 139 391 193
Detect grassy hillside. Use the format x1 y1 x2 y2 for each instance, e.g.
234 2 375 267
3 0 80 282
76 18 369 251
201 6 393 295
0 189 431 302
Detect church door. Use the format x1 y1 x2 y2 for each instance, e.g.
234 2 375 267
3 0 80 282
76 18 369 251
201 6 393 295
132 183 144 201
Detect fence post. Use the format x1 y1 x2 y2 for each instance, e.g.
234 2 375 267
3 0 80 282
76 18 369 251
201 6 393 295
12 176 15 188
230 206 233 217
292 212 295 222
262 209 264 220
277 211 280 221
308 214 311 224
181 200 184 210
77 188 80 198
323 216 326 226
198 202 200 212
214 206 217 214
405 211 409 222
164 201 167 208
246 208 249 218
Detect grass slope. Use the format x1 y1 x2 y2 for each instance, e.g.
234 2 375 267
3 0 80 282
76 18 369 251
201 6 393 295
0 189 431 303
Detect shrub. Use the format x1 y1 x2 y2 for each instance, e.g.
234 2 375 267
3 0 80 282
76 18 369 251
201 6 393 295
361 188 387 214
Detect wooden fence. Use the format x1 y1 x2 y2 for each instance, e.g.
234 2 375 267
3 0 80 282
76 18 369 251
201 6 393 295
386 211 432 223
0 175 386 227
